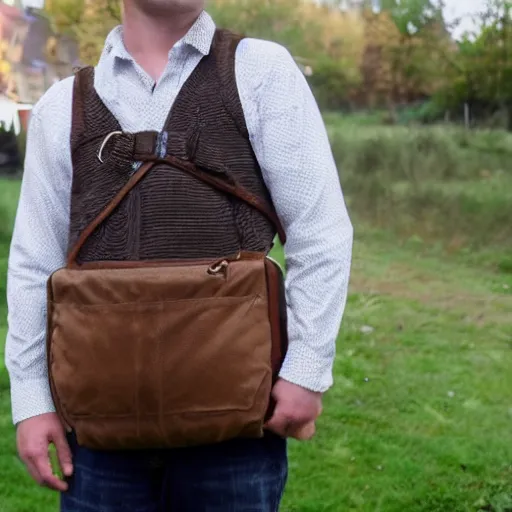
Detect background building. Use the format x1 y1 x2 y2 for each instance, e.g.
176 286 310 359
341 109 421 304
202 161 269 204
0 0 78 104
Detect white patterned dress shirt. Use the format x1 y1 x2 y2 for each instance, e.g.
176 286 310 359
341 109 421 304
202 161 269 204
5 11 353 425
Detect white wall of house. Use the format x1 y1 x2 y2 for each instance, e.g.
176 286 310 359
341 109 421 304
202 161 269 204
0 95 32 135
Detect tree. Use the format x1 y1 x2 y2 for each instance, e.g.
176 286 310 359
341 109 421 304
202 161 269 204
432 0 512 129
209 0 325 59
44 0 119 64
476 0 512 128
209 0 364 109
379 0 445 34
378 0 450 106
41 0 483 118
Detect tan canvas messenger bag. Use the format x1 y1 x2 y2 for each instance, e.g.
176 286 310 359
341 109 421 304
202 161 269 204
46 156 288 450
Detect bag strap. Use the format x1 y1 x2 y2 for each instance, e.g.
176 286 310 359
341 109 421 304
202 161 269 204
67 157 286 267
163 154 286 243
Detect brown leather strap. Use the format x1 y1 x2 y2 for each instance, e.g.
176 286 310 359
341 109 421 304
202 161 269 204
68 158 286 266
132 132 159 160
160 155 286 245
130 131 190 161
67 162 156 266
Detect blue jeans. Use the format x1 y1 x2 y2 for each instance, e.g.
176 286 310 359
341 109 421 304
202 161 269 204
61 432 288 511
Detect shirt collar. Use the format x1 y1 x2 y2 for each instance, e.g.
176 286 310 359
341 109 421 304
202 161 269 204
102 10 216 61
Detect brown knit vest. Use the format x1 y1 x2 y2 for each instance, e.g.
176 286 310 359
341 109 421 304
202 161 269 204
69 29 278 263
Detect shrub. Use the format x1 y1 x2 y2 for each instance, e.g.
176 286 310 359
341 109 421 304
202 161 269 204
327 116 512 250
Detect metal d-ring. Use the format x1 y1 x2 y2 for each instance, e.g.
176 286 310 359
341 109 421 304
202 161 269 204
207 260 229 276
97 131 123 163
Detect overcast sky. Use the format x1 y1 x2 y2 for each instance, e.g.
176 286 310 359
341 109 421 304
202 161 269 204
443 0 486 38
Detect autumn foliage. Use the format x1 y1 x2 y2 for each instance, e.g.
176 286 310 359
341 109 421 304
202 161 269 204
41 0 512 124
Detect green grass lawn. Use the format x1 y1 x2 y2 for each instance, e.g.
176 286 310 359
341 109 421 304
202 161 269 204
1 178 512 511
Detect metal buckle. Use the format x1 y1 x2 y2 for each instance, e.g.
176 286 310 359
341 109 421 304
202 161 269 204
206 253 240 276
98 131 123 163
207 260 229 275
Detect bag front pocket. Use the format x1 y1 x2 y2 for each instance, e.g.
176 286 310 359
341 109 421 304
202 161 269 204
48 293 273 448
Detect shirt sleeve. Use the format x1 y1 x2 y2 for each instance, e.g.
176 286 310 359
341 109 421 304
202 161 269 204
5 97 73 424
236 40 354 393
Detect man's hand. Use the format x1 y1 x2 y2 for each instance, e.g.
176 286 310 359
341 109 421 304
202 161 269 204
264 379 323 440
17 413 73 492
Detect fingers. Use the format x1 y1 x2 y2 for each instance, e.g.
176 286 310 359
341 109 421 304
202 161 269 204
288 421 316 440
264 413 290 438
264 408 316 440
24 459 43 486
51 430 74 478
17 413 72 492
264 379 323 440
28 450 68 492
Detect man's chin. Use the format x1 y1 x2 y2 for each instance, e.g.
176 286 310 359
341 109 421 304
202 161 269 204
141 0 203 18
